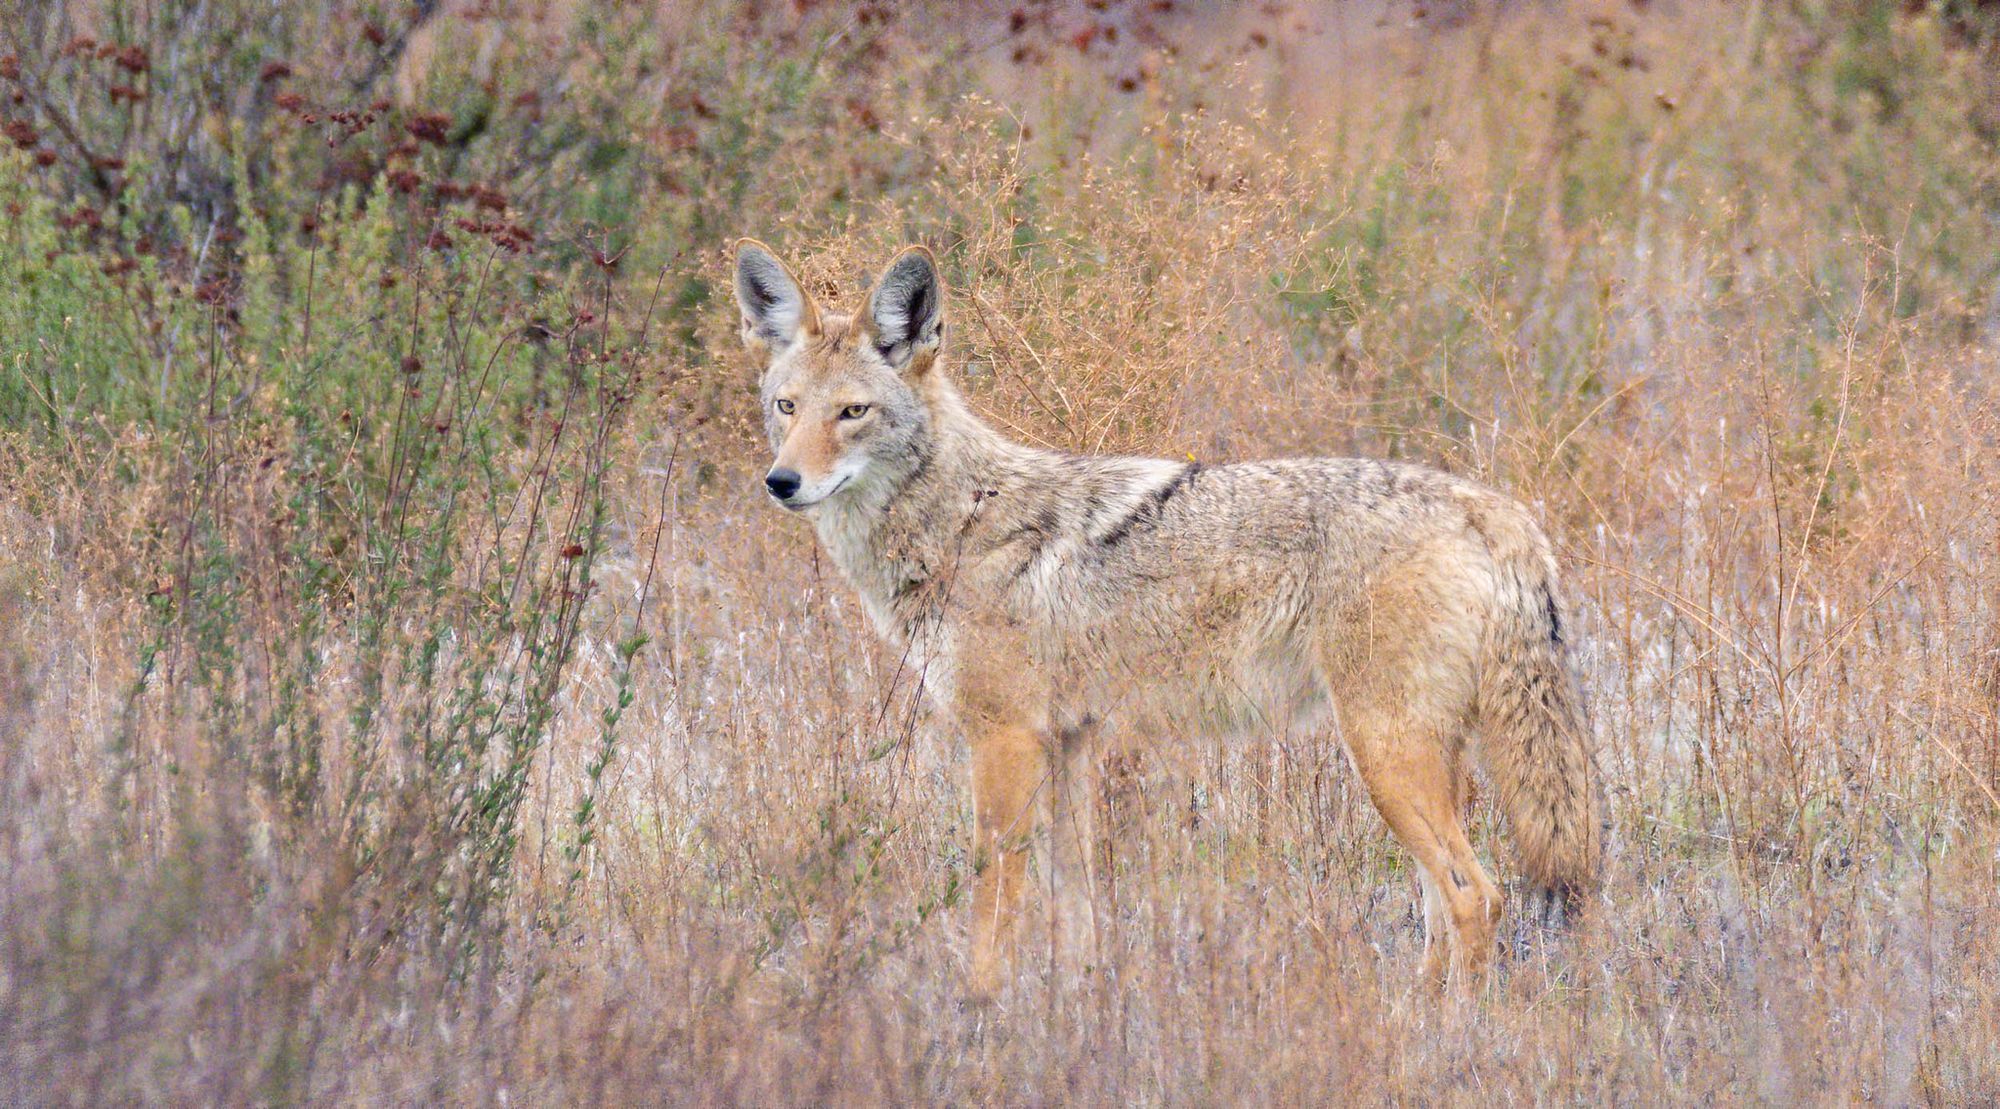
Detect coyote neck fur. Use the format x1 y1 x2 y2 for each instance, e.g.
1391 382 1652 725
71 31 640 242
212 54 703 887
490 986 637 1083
808 381 1045 635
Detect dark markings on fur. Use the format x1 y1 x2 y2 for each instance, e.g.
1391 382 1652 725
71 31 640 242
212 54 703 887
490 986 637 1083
891 441 934 499
1449 867 1470 891
1095 518 1139 549
1155 461 1201 507
1031 504 1062 537
1002 504 1065 582
1097 462 1202 549
1541 582 1563 645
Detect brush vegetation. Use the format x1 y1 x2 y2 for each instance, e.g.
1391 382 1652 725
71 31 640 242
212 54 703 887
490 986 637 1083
2 0 1998 1102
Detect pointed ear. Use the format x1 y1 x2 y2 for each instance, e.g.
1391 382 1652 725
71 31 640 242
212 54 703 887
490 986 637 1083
862 246 944 375
734 239 821 353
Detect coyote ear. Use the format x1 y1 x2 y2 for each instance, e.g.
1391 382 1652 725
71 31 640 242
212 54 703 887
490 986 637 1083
734 239 820 353
863 246 944 376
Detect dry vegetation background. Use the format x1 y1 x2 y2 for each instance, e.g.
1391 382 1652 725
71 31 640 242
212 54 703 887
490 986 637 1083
3 0 2000 1102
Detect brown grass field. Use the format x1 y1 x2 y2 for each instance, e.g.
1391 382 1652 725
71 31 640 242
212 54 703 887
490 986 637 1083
3 0 1999 1102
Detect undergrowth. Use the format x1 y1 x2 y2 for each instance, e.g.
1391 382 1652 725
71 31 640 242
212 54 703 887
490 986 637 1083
2 0 1998 1102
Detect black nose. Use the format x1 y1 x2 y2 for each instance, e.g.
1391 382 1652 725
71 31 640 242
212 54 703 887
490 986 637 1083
765 468 802 500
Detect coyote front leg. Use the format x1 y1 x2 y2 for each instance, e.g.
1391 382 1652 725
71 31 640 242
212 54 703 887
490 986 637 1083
967 720 1046 999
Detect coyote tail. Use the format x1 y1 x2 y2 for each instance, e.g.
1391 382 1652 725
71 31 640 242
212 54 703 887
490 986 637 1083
1474 517 1603 925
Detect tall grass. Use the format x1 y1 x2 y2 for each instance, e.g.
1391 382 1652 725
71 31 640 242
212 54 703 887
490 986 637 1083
2 0 1998 1102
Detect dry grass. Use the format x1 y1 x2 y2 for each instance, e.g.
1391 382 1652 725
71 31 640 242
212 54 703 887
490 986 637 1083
3 0 1999 1103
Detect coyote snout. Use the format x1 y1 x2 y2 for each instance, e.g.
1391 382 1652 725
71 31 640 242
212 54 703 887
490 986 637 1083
731 238 1604 1003
763 467 803 503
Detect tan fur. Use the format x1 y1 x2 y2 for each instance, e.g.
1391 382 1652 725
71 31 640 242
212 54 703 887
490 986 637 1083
733 240 1604 998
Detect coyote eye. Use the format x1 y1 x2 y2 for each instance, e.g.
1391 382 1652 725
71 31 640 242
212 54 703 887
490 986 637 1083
774 398 795 415
839 404 871 420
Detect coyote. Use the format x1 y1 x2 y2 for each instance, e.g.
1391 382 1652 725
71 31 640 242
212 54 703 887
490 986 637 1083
733 240 1602 996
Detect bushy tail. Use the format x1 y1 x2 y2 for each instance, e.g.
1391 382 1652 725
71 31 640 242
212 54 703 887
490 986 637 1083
1473 519 1603 926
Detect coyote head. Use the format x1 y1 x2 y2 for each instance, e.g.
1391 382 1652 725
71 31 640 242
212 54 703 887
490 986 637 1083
733 240 945 511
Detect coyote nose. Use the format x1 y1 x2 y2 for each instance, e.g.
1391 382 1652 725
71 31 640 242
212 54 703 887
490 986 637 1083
765 468 802 500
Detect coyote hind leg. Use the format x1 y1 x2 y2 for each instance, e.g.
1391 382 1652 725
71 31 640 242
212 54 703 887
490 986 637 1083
1340 699 1500 987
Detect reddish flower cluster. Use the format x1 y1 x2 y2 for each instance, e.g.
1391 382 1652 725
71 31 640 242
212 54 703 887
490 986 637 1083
327 106 384 139
55 37 152 73
432 181 508 211
451 217 534 253
406 113 451 145
56 205 102 231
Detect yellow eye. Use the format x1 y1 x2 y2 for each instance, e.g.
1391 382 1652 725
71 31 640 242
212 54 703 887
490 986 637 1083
840 404 871 420
774 398 795 415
